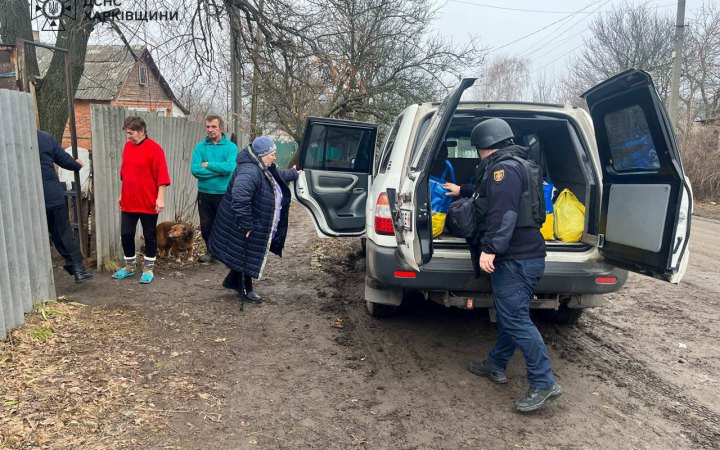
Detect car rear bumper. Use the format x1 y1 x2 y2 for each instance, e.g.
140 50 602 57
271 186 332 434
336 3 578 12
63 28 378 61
366 240 628 294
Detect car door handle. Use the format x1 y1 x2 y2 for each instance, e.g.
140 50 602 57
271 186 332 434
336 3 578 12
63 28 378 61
353 187 365 194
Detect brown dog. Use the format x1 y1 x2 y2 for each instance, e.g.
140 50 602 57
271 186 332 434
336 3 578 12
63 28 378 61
157 221 195 264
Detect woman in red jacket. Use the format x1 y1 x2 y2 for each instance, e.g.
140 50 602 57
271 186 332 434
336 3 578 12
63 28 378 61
112 116 171 284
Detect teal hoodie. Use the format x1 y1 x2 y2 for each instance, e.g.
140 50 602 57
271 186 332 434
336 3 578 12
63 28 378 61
191 134 239 194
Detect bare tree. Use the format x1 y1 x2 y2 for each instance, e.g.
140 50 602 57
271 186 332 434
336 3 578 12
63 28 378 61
470 55 529 101
244 0 483 140
683 4 720 122
531 72 557 104
0 0 96 141
568 1 675 102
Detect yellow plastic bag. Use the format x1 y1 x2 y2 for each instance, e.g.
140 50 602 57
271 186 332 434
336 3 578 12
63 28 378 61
432 212 447 238
553 189 585 243
540 213 554 240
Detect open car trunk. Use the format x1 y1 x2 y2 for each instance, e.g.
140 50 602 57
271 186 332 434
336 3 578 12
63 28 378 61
428 111 596 253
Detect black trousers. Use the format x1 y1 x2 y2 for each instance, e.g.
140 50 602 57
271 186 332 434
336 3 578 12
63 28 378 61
197 192 224 246
121 212 159 258
224 270 254 292
46 204 84 266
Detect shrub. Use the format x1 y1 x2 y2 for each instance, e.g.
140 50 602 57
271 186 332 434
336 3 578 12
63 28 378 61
680 125 720 201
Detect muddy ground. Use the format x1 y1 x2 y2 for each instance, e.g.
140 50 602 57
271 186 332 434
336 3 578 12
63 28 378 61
2 204 719 449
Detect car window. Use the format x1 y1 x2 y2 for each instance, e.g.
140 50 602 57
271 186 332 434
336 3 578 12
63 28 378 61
304 124 373 173
378 114 403 174
444 136 476 158
603 105 661 172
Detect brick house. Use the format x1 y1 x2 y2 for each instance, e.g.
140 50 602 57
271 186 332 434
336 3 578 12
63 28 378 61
38 45 189 150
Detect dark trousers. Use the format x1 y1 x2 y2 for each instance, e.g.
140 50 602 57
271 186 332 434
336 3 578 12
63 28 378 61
197 192 224 246
486 258 555 389
46 204 84 266
224 270 254 292
120 212 159 258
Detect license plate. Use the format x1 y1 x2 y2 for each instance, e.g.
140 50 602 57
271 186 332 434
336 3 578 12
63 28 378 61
400 209 412 231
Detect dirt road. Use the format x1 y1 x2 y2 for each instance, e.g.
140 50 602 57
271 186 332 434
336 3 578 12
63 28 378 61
4 207 719 449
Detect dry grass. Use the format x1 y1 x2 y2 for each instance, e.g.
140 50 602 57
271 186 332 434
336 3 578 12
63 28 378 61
682 126 720 202
0 299 162 449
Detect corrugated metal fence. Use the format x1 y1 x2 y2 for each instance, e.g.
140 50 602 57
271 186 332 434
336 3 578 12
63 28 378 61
0 89 56 339
91 105 207 270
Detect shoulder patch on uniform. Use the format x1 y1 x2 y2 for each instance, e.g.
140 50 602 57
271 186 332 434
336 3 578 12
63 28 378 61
493 169 505 182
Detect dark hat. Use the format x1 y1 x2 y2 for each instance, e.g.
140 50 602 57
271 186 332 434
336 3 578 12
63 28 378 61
251 136 277 157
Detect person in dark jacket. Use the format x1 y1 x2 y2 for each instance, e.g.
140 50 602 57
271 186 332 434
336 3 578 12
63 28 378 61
37 130 93 283
443 118 560 413
209 136 301 304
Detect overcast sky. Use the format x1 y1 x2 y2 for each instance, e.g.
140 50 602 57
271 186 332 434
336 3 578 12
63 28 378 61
433 0 706 79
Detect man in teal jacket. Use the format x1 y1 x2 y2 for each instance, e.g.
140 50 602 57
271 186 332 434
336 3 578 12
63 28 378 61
191 115 239 262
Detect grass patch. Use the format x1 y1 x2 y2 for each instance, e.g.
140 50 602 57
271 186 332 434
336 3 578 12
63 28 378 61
29 325 53 342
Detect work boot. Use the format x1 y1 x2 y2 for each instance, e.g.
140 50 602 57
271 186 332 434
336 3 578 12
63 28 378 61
198 253 214 263
515 384 562 413
243 291 263 304
467 360 508 384
72 264 94 284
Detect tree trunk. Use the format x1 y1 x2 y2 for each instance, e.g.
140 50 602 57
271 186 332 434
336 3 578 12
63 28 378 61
35 0 95 141
0 0 39 76
0 0 94 141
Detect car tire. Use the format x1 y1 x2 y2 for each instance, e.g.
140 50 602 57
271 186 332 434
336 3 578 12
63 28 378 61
366 300 397 318
536 305 584 325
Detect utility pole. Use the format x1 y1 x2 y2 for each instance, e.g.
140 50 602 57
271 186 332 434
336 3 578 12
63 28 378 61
668 0 686 130
230 11 243 147
249 0 264 141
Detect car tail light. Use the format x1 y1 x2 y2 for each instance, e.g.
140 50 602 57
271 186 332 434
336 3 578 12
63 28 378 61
595 277 617 284
394 271 417 278
374 193 394 235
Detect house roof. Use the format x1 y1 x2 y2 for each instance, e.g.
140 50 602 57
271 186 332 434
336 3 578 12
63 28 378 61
37 45 189 114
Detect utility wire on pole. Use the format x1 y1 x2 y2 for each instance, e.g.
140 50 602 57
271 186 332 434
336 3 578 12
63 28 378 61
230 11 243 148
668 0 686 130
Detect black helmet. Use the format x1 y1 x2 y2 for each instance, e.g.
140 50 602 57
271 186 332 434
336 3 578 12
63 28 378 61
470 118 514 150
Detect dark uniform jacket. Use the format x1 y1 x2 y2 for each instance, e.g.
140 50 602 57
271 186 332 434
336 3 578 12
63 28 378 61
459 145 545 274
209 148 299 279
37 130 81 210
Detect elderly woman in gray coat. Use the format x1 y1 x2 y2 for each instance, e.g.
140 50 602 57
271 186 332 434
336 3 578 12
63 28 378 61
209 136 301 304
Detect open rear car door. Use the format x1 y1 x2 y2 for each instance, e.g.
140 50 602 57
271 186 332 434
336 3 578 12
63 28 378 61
582 69 692 283
389 78 477 270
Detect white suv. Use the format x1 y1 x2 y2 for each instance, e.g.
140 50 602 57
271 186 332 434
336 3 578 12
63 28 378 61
293 69 692 323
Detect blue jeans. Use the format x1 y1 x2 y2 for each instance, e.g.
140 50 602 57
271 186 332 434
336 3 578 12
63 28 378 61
486 258 555 389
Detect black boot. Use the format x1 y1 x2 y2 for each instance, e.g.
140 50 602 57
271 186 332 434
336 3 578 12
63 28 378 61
63 264 75 275
242 274 262 304
73 264 94 283
243 291 263 304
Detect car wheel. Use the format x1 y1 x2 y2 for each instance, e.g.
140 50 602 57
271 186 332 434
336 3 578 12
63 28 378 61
366 300 397 318
536 305 584 325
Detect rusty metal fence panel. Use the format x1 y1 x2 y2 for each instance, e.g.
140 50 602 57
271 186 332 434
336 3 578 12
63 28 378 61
91 105 209 269
0 89 56 339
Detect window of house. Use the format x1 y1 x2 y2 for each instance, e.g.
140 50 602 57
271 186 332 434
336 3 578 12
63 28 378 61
139 65 148 86
156 109 167 117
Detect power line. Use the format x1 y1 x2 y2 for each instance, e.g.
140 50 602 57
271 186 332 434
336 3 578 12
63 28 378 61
488 0 606 53
521 0 616 57
527 0 678 75
446 0 602 14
